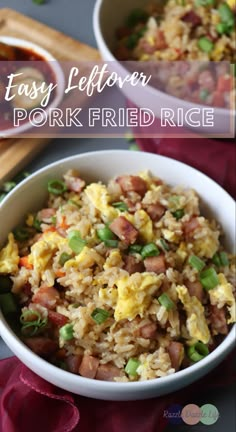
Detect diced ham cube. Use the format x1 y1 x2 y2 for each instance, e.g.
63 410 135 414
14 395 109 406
48 310 69 327
123 255 144 275
96 364 121 381
79 355 99 379
155 30 167 50
210 305 228 335
116 175 147 198
63 170 85 193
25 337 58 358
38 208 56 222
182 11 202 27
167 341 184 371
65 354 83 374
137 322 158 339
185 280 204 302
110 216 138 245
145 203 166 221
32 286 60 310
144 255 166 274
183 217 199 237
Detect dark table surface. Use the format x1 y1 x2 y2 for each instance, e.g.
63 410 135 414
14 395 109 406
0 1 235 431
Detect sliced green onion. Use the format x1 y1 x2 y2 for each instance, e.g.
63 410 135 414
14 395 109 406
200 267 219 290
91 308 109 324
68 230 86 254
199 88 210 101
0 193 7 203
188 255 205 272
125 358 141 376
48 179 67 195
129 244 143 254
187 342 209 362
13 171 30 183
0 293 17 316
141 243 160 259
13 227 30 241
125 131 135 142
104 239 119 248
218 3 234 26
198 37 214 53
126 8 149 27
59 323 74 340
158 293 174 311
126 34 140 49
160 239 170 252
51 215 57 225
2 181 16 193
212 252 229 267
59 252 72 266
112 202 128 212
216 22 230 34
212 253 222 267
0 275 13 294
129 144 140 151
68 199 81 208
219 251 229 266
20 309 47 336
169 195 180 206
97 227 115 241
195 0 214 6
33 217 41 232
172 209 185 220
33 0 46 5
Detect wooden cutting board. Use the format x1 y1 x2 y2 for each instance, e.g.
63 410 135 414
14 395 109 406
0 8 100 185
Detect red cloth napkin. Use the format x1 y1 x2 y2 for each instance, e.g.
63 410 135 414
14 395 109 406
137 133 236 199
0 351 235 432
127 100 236 198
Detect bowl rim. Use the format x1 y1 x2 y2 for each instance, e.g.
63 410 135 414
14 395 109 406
0 36 65 138
0 150 235 391
93 0 233 118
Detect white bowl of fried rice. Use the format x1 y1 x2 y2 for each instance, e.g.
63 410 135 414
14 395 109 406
93 0 235 135
0 150 235 400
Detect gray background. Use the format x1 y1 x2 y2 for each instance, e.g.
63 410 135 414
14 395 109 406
0 1 235 431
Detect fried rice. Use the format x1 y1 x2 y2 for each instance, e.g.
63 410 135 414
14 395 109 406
0 169 235 382
115 1 235 108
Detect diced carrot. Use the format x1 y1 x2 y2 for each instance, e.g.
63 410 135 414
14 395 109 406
43 226 57 234
19 256 33 270
59 215 69 230
55 270 66 278
48 310 69 327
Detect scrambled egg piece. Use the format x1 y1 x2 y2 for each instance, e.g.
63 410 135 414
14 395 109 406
28 231 66 273
138 170 161 191
114 272 164 321
99 286 118 308
125 210 153 243
162 229 179 244
209 273 236 324
192 223 219 258
176 242 188 262
85 183 118 221
65 246 104 270
103 249 123 270
227 0 235 9
176 285 210 344
26 214 34 227
0 233 19 274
